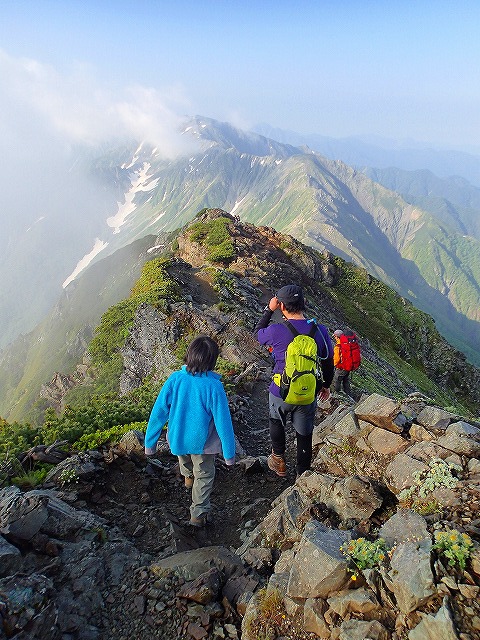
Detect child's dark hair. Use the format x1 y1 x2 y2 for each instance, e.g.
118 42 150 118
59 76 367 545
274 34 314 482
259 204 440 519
185 336 219 374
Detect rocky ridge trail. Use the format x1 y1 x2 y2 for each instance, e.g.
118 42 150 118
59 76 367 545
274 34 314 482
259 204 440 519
1 391 480 640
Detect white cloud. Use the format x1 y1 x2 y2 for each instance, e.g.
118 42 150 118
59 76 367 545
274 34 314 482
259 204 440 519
0 48 195 157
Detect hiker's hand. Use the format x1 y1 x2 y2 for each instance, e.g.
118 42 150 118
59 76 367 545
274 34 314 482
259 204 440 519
318 387 330 402
268 296 280 311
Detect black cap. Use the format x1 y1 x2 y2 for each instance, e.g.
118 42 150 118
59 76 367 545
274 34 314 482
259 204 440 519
275 284 305 308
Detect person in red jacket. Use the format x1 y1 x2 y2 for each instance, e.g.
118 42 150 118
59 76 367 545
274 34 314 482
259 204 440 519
333 329 360 397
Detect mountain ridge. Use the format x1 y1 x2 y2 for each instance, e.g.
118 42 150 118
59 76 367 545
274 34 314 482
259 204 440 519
2 208 479 423
1 116 479 369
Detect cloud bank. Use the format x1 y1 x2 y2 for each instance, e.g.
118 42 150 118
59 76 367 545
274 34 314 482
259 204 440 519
0 49 194 156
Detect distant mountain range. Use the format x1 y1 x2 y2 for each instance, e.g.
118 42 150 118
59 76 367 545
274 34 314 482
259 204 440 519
1 116 480 419
253 123 480 187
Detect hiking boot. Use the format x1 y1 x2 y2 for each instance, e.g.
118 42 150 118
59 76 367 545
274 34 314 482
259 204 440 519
184 476 194 489
188 513 212 528
267 452 287 477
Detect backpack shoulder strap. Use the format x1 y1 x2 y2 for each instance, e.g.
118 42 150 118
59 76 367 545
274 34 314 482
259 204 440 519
284 320 299 338
307 319 330 360
307 322 317 338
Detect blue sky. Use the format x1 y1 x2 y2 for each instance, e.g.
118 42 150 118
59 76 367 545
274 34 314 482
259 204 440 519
0 0 479 152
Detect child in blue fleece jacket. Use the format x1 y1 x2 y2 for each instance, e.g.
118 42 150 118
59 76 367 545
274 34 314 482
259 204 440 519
145 335 235 527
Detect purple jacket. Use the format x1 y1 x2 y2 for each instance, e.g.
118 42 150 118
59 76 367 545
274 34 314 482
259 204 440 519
256 315 334 398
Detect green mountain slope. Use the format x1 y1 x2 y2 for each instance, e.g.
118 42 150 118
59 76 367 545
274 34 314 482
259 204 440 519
0 235 167 421
93 118 479 367
361 166 480 239
1 210 479 423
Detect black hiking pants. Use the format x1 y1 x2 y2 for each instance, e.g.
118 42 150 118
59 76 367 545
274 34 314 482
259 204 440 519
268 393 316 475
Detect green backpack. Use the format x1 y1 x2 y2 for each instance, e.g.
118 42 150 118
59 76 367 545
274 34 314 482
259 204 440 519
273 321 324 405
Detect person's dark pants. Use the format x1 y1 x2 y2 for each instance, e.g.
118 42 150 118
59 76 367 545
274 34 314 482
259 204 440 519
269 393 316 475
334 368 352 395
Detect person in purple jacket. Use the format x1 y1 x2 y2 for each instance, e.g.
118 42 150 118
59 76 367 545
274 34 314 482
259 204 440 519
255 285 334 477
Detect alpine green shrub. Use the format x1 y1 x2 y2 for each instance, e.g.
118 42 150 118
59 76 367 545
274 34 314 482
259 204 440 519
89 299 137 366
341 537 387 575
209 239 235 263
74 421 147 451
10 467 49 490
433 529 473 570
130 257 180 304
87 257 180 393
0 418 41 459
40 393 151 448
398 458 461 504
188 217 235 264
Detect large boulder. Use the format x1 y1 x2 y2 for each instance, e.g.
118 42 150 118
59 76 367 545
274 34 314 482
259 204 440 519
287 520 352 599
379 510 431 550
436 421 480 458
384 453 428 493
388 542 435 614
354 393 404 434
0 535 21 577
150 546 244 581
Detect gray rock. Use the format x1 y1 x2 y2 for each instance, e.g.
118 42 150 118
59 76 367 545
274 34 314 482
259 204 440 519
409 423 436 442
354 393 403 434
0 573 59 640
389 542 435 614
405 441 451 463
120 303 179 393
266 571 289 597
150 546 244 581
437 421 480 458
379 510 431 550
26 490 106 538
116 430 146 455
416 407 456 430
0 486 48 541
177 567 224 604
468 458 480 474
312 406 355 446
45 453 101 485
408 596 459 639
328 476 383 522
339 619 389 640
284 487 308 527
367 427 409 455
287 520 351 599
241 546 273 571
303 597 330 638
327 587 380 617
330 411 360 439
0 535 21 577
295 471 337 501
274 548 295 574
385 453 428 493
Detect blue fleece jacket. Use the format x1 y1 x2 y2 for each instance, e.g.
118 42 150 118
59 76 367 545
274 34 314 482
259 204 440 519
145 366 236 463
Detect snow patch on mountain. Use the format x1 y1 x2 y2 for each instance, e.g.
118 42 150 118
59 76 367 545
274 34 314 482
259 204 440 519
106 162 159 234
26 216 46 232
63 238 109 288
231 197 246 214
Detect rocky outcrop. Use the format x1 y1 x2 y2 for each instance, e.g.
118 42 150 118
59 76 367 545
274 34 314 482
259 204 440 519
238 392 480 640
0 392 479 638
